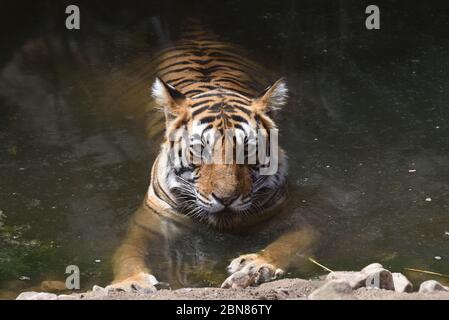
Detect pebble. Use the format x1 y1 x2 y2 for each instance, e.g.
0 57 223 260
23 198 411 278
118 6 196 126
361 263 383 273
277 288 290 295
328 263 395 291
92 285 105 292
364 268 395 291
392 273 413 293
326 271 366 289
16 292 58 300
309 280 354 300
419 280 449 293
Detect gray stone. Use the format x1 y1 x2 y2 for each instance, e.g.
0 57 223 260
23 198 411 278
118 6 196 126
92 285 105 292
392 273 413 293
326 271 367 289
16 292 58 300
309 280 354 300
361 263 383 273
364 268 395 291
419 280 449 293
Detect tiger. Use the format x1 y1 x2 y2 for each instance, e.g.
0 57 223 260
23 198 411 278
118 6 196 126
108 19 317 292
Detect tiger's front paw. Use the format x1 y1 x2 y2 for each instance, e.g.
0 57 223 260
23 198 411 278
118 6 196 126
106 272 159 294
221 254 284 289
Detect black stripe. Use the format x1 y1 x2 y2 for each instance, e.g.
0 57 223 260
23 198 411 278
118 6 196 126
231 115 248 123
156 60 192 74
203 124 214 131
208 51 258 66
184 89 204 96
172 78 196 88
198 85 217 90
209 102 223 111
227 99 251 106
215 78 255 90
199 116 217 124
161 67 203 78
192 105 210 117
191 99 214 108
158 52 195 64
191 59 215 65
232 105 252 116
209 58 257 71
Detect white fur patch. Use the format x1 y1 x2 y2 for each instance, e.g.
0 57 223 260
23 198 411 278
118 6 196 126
151 77 168 107
267 79 288 110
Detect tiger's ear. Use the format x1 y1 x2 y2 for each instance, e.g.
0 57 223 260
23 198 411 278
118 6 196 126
152 77 187 117
253 78 288 113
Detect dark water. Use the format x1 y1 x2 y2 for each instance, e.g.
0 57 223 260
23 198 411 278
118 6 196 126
1 0 449 298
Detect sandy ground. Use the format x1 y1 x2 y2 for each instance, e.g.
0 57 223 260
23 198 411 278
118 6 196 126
49 278 449 300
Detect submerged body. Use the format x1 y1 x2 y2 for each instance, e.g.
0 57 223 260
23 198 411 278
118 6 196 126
111 21 316 290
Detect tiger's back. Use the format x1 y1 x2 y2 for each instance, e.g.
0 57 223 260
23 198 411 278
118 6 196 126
100 20 281 145
153 22 276 100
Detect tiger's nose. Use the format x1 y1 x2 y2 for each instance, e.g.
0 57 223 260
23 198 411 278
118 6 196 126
212 193 239 207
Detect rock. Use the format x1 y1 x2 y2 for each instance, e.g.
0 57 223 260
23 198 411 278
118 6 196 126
92 285 105 292
392 273 413 293
309 280 354 300
350 263 396 291
154 282 171 290
419 280 449 293
361 263 383 273
16 292 58 300
364 268 395 291
326 263 395 291
326 271 366 289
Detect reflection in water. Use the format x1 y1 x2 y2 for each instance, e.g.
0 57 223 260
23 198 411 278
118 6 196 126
1 1 449 297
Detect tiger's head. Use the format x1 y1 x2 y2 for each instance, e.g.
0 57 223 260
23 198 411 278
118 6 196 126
150 78 288 229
